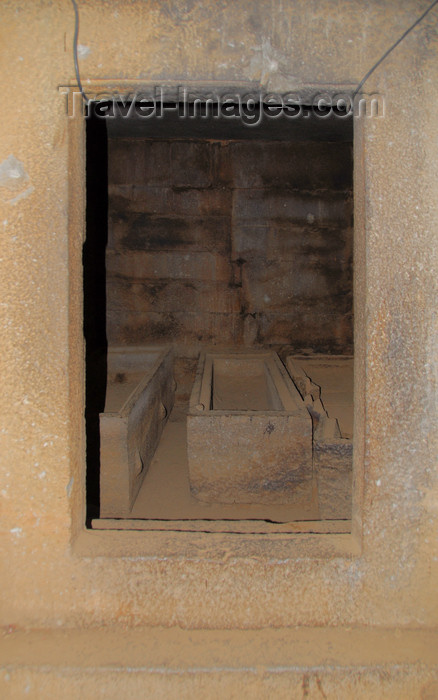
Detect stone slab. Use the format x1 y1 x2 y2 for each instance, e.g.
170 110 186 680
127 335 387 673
314 437 353 519
285 355 352 518
100 346 175 517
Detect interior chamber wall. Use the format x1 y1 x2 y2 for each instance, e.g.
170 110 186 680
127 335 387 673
105 135 353 358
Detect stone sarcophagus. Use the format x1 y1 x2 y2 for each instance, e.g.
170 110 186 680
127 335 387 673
187 351 312 504
100 345 175 517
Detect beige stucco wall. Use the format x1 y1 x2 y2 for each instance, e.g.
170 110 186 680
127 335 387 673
0 0 437 694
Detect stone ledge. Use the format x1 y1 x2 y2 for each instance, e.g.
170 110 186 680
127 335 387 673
1 628 437 699
2 627 437 668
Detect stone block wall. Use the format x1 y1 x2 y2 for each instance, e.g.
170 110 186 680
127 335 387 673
107 138 353 355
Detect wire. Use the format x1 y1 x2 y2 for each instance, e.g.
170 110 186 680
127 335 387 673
70 0 437 106
71 0 90 104
353 0 438 98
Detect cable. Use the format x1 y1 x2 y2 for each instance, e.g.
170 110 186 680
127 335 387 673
71 0 90 104
353 0 438 98
70 0 437 105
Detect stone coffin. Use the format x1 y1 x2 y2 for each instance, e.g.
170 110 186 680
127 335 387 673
187 351 313 504
286 355 353 519
100 345 175 517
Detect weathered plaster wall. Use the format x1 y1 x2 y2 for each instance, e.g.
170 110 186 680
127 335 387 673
0 0 437 695
107 137 353 354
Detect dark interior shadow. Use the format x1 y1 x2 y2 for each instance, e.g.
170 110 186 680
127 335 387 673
83 110 108 523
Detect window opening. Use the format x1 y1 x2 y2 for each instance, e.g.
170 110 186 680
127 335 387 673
84 102 354 531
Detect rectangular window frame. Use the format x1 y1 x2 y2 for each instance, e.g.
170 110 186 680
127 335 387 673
67 84 365 560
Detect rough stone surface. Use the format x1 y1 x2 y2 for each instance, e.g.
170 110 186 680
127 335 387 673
1 627 438 700
188 415 313 504
314 438 353 519
1 0 437 694
187 352 313 504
